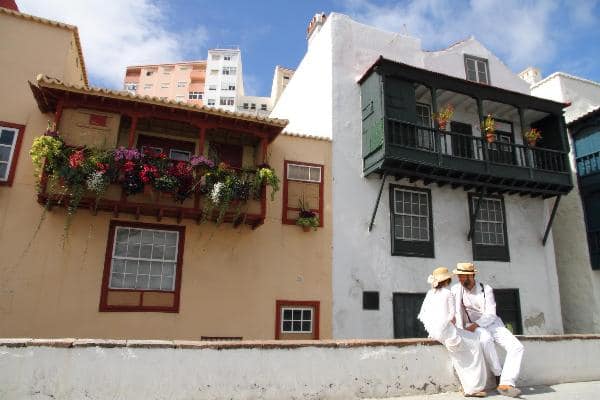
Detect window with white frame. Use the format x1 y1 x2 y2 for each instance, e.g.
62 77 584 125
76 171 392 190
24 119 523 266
160 83 170 89
188 91 203 100
124 82 138 92
219 97 235 106
0 126 19 181
221 82 236 90
222 66 236 75
390 185 434 257
207 99 216 106
177 81 187 88
210 69 219 76
169 149 191 161
281 307 313 333
464 55 490 84
260 104 268 111
416 103 432 127
469 194 509 261
208 85 217 91
109 227 179 291
287 163 321 183
211 54 220 61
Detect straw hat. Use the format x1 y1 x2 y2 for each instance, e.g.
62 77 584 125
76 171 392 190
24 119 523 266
452 262 478 275
427 267 453 288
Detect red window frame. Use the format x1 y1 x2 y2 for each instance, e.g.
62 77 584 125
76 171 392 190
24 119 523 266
0 121 25 187
282 160 324 227
99 220 185 313
275 300 320 340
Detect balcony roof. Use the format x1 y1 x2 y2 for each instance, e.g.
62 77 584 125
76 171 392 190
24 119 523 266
358 56 568 113
30 75 288 139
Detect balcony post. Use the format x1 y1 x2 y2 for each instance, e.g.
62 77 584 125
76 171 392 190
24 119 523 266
261 137 268 164
197 126 206 155
476 97 489 172
127 114 138 148
430 86 442 165
519 107 534 178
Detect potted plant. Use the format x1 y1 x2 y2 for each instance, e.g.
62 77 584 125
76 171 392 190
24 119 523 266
434 104 454 130
483 114 496 143
523 128 542 147
296 197 319 232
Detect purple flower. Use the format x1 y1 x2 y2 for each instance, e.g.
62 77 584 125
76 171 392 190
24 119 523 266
114 147 141 162
190 155 215 168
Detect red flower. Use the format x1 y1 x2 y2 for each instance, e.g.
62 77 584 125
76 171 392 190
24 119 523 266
96 162 108 172
140 164 158 183
69 150 85 168
123 160 135 173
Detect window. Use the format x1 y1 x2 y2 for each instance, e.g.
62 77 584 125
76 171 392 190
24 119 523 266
145 70 155 77
243 103 249 110
282 161 324 226
260 104 268 111
363 291 379 310
188 91 203 100
219 97 235 106
208 85 217 91
223 55 232 61
222 66 236 75
179 66 189 71
389 185 434 257
177 81 187 88
175 95 185 102
0 122 24 186
124 82 138 92
207 99 216 106
393 293 428 338
416 103 432 127
143 84 153 90
275 300 320 339
469 194 510 261
283 76 290 81
169 149 191 162
221 83 236 91
162 68 173 75
100 221 185 312
464 55 490 84
209 142 243 168
160 83 169 89
211 54 220 61
210 69 219 76
250 103 256 110
141 145 163 157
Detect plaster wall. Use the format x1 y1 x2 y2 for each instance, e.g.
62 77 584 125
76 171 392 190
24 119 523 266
1 336 599 400
324 14 563 337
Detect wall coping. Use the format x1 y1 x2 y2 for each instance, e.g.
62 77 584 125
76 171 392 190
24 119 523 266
1 335 599 349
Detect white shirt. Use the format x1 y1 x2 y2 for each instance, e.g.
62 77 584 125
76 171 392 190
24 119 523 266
451 282 502 329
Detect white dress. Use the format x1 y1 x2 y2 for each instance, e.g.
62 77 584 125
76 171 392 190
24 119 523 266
418 287 487 394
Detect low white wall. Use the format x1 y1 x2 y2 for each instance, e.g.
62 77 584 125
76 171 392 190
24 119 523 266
1 336 599 400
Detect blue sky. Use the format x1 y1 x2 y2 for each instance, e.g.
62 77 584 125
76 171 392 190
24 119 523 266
18 0 600 96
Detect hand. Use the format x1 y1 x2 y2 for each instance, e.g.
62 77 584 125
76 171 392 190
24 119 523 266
451 316 456 325
466 323 479 332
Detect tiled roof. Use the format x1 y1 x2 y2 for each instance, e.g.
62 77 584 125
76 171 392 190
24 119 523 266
0 7 88 86
35 75 289 128
568 106 600 127
281 131 331 142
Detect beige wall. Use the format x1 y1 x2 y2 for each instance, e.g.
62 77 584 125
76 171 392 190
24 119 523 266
0 12 84 124
0 107 332 339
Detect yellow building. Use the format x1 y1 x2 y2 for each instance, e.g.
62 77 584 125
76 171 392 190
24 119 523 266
0 7 331 340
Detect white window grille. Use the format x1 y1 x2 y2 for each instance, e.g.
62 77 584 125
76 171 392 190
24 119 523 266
281 307 313 333
392 188 430 241
465 56 490 84
222 66 237 75
188 91 203 100
219 97 235 106
287 164 321 183
0 127 19 181
177 81 187 88
473 197 505 246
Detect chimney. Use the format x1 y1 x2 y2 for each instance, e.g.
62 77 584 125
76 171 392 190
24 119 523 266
0 0 19 11
307 13 327 46
519 67 542 85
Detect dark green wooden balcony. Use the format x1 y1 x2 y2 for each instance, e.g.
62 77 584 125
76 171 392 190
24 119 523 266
359 57 573 197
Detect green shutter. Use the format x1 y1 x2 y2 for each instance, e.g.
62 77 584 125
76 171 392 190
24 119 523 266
361 72 384 158
384 77 417 124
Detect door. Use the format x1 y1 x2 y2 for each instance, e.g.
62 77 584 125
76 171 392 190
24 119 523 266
493 289 523 334
450 121 474 159
385 78 417 147
393 293 428 338
488 120 515 165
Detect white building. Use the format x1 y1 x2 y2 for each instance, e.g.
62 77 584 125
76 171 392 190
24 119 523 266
272 13 572 338
524 70 600 333
203 48 245 112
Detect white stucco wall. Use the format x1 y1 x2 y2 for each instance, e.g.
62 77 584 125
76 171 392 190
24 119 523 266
531 73 600 333
1 337 599 400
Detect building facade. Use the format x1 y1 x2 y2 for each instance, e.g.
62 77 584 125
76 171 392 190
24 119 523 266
526 71 600 332
272 13 571 338
0 8 332 340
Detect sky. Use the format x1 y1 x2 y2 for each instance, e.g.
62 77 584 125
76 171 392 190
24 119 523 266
17 0 600 97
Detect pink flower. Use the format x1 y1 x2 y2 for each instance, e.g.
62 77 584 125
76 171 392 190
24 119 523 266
123 160 135 173
69 150 85 168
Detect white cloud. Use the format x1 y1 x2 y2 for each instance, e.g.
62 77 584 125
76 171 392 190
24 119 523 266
343 0 561 70
18 0 208 89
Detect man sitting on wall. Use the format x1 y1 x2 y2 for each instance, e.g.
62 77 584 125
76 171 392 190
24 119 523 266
451 262 524 398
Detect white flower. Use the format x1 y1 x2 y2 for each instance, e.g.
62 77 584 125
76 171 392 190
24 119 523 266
211 182 224 204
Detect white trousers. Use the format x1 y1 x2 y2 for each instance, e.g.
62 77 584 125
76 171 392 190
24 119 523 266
475 323 524 387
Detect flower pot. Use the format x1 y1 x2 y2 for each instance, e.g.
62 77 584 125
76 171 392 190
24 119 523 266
485 132 496 143
438 121 447 131
302 225 311 232
527 139 537 147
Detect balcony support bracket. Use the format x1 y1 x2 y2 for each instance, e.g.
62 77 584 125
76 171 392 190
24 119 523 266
542 195 561 246
467 187 486 241
368 173 388 232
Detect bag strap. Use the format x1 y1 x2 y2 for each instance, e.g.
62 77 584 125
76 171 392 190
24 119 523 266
462 283 486 324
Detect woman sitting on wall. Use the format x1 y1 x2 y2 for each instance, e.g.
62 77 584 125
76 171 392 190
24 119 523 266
418 267 488 398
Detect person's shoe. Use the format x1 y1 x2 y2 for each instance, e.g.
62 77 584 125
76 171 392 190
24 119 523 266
495 376 501 386
464 391 487 397
497 385 521 397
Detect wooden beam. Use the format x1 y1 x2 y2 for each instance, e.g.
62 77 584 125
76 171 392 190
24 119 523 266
468 187 486 241
128 114 138 148
542 195 561 245
368 173 387 232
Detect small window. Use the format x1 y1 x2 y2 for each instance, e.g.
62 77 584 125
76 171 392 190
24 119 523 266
207 99 216 106
275 300 319 339
0 123 24 186
243 103 249 109
494 289 523 334
393 293 428 338
464 55 490 84
283 161 324 226
211 54 220 61
469 194 510 261
179 66 189 71
208 85 217 91
100 221 185 312
145 70 154 77
250 103 256 110
143 84 153 90
160 83 169 89
162 68 173 75
222 66 236 75
177 81 187 88
219 97 235 106
389 185 434 257
223 55 232 61
210 69 219 76
169 149 191 162
283 76 290 81
175 96 185 102
416 103 432 128
363 291 379 310
141 146 163 157
188 91 203 100
260 104 268 111
124 82 138 92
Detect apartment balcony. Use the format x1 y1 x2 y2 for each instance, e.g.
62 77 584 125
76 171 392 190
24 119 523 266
359 58 573 197
190 69 205 82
